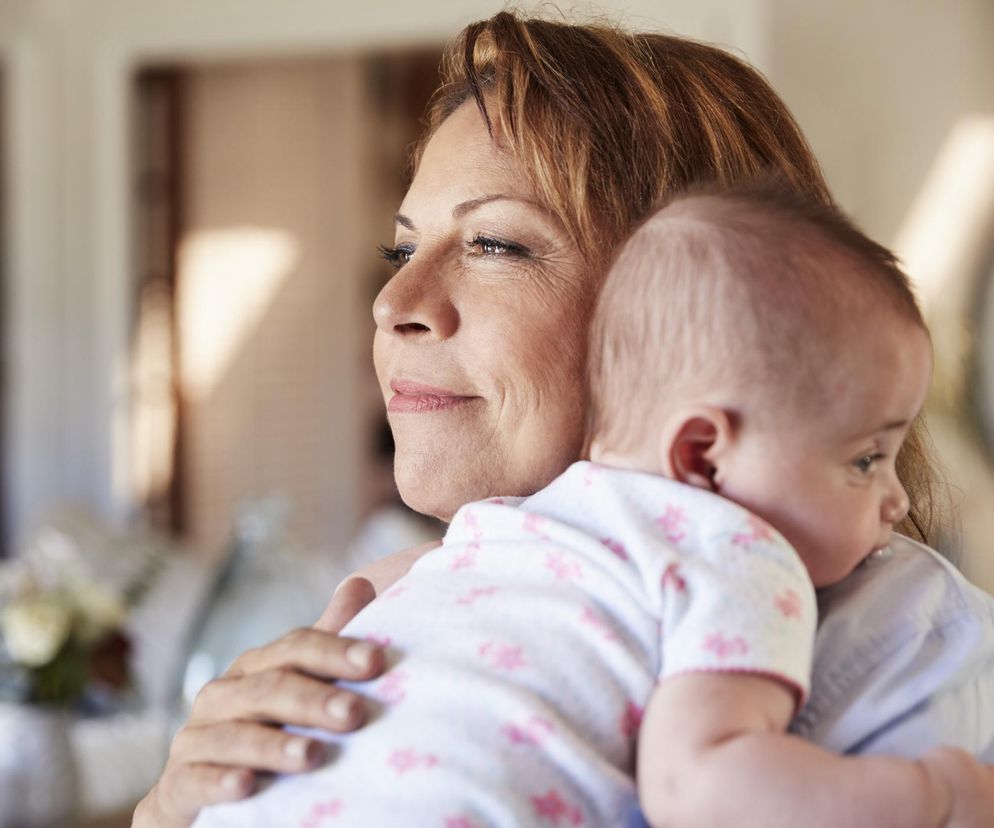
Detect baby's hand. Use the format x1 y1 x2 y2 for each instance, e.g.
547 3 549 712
920 746 994 827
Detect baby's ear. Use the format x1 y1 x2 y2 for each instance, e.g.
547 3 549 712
658 407 734 492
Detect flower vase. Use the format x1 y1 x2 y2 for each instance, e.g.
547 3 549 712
0 702 78 827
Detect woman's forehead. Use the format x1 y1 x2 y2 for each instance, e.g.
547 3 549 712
403 103 532 210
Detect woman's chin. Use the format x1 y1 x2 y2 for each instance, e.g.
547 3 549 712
393 455 480 523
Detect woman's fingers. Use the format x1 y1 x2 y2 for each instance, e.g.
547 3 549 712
314 576 378 633
155 763 257 824
133 765 256 828
223 625 384 682
190 668 367 731
137 620 387 828
170 721 327 773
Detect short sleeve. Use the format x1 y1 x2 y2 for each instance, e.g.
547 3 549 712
659 514 818 709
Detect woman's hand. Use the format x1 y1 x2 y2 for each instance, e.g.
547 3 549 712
132 578 382 828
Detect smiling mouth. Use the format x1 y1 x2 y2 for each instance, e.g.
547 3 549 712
388 380 479 414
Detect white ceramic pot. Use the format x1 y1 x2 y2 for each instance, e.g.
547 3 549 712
0 703 78 827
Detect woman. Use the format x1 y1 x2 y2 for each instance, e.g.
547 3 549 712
134 12 994 827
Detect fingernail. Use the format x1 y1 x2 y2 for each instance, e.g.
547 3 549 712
346 641 376 669
304 741 326 766
221 771 246 793
326 694 355 722
284 737 309 760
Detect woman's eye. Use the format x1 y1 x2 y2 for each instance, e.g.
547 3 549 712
377 244 414 271
468 235 529 258
853 453 884 474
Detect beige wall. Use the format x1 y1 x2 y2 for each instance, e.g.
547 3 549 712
176 59 368 554
767 0 994 244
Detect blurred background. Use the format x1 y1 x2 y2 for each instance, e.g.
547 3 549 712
0 0 991 824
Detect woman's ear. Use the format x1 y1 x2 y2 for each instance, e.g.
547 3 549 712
658 407 734 491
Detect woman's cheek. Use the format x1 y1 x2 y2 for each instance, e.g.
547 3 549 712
500 323 588 480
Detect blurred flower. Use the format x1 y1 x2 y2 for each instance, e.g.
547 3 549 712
89 630 132 690
1 596 72 667
0 510 167 706
74 583 127 644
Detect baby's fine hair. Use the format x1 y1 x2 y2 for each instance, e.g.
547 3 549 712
586 181 928 454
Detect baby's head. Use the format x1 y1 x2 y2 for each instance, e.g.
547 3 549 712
587 185 932 586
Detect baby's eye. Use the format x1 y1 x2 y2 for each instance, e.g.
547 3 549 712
853 453 884 474
468 235 529 258
377 243 414 271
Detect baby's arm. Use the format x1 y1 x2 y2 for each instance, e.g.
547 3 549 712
637 671 955 828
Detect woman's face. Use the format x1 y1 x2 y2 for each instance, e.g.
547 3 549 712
373 102 593 521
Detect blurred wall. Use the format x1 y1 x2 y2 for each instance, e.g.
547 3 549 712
0 0 992 575
175 59 368 554
766 0 994 243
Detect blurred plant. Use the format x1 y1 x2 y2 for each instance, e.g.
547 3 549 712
0 512 165 707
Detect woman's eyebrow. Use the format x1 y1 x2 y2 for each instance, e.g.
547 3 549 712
393 194 545 230
452 194 541 217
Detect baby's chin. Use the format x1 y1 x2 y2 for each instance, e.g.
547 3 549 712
802 547 873 589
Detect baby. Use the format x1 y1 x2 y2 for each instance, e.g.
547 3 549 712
194 186 976 827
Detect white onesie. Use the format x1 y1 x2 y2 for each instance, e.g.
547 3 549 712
193 462 817 827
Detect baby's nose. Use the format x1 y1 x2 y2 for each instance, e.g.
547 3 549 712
881 481 910 525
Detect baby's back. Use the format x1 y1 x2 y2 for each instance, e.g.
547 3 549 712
193 462 813 827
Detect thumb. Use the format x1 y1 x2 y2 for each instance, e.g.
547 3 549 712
313 576 377 633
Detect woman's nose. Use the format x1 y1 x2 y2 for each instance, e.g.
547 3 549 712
372 260 459 340
881 479 910 525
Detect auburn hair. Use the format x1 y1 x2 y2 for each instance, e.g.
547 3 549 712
412 10 941 544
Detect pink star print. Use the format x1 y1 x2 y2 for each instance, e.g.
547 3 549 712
582 465 600 487
502 715 555 747
374 669 408 705
703 632 749 658
544 551 583 581
450 549 477 572
479 641 526 671
619 701 644 739
463 508 483 540
383 584 408 599
600 537 628 560
656 506 687 544
299 798 342 827
660 562 687 593
444 818 483 828
531 789 583 825
524 512 549 538
732 515 776 547
456 586 500 606
579 606 620 642
387 748 439 774
775 588 803 619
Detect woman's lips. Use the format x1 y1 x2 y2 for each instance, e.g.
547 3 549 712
388 380 478 414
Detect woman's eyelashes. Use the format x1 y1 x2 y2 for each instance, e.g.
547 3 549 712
466 235 530 259
377 243 415 271
376 235 531 272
